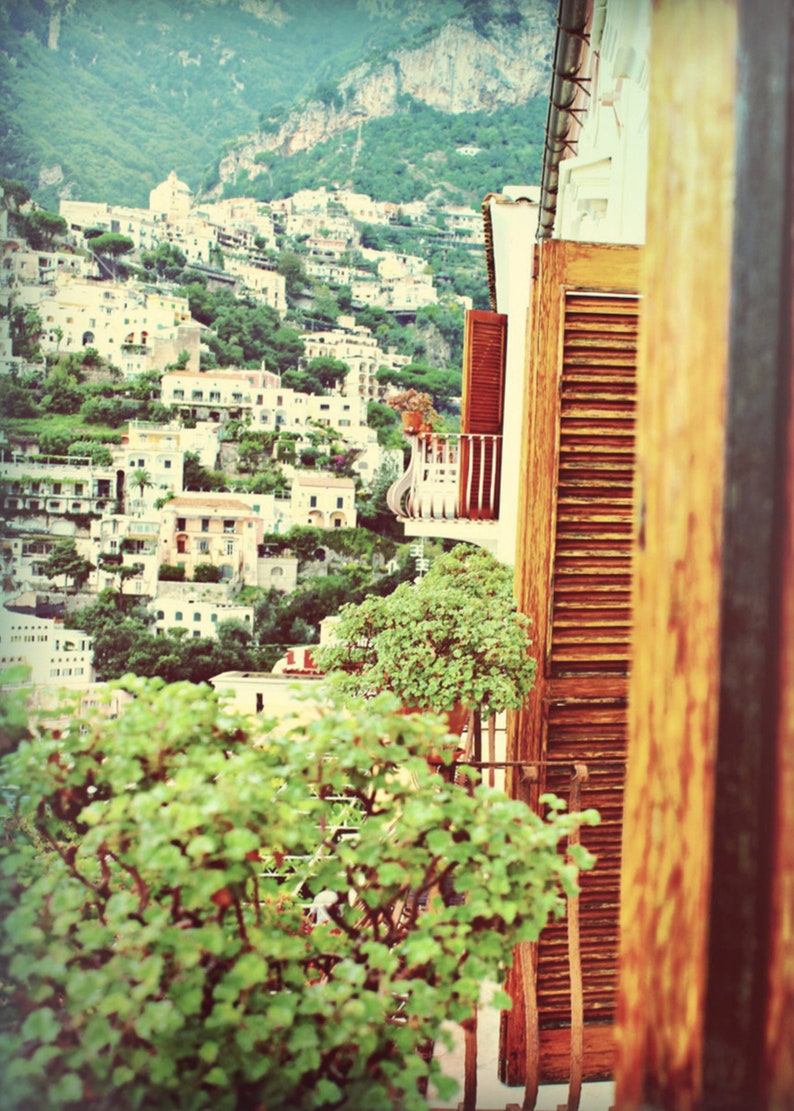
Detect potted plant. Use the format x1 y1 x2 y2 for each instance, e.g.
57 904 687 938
315 544 537 733
386 389 439 433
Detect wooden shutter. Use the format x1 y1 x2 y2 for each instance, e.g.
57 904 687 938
459 309 506 519
503 241 640 1086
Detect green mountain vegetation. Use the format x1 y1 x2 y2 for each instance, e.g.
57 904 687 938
0 0 470 209
240 97 548 207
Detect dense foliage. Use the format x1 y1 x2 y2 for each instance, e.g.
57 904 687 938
0 676 597 1109
315 544 537 718
0 0 461 208
243 98 548 210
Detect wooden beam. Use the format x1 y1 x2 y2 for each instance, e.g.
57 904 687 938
616 0 794 1107
615 0 738 1106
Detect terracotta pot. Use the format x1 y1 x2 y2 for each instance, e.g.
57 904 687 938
401 411 423 433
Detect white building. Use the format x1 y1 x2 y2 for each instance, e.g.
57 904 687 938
222 258 286 314
149 171 193 222
20 277 201 375
300 319 407 405
121 421 185 514
91 512 160 598
0 606 94 687
150 590 254 639
291 474 356 530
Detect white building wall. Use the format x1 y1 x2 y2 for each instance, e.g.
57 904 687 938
151 595 254 639
0 609 94 686
554 0 650 245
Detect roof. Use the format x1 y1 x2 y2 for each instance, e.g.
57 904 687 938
166 497 254 514
295 474 354 489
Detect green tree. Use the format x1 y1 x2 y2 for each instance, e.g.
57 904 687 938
41 538 94 591
0 374 38 418
130 467 152 504
277 250 308 303
9 304 42 362
141 240 187 281
24 208 67 250
0 678 597 1111
183 451 226 492
89 233 135 278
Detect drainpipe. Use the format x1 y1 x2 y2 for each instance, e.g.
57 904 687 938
537 0 592 239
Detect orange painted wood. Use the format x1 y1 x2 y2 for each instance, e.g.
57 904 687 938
459 310 507 520
614 3 738 1108
504 241 639 1087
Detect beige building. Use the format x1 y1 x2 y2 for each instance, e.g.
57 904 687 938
160 495 262 587
149 171 193 221
291 474 356 530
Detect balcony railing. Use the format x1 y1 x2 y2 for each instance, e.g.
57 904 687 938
387 432 502 522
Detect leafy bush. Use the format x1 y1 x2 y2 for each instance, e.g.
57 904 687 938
158 564 186 582
193 563 221 583
0 678 597 1110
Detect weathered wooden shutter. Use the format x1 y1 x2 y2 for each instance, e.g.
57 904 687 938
503 241 640 1087
459 309 506 519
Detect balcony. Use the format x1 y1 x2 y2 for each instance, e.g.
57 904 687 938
387 431 502 524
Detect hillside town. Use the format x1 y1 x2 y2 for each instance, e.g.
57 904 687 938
0 173 485 690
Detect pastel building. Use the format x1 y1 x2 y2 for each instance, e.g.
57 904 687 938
159 495 263 587
291 474 356 530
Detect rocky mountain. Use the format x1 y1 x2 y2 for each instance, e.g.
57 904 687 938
0 0 555 210
216 1 555 198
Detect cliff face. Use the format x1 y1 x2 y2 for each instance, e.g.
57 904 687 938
216 1 555 189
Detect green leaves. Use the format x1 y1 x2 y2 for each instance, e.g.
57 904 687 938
314 543 537 717
0 677 596 1111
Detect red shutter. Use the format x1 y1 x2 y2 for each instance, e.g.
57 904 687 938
504 241 640 1086
459 309 506 519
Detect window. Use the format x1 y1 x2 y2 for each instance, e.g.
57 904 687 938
74 484 84 495
191 390 203 401
173 389 184 400
310 495 317 508
334 519 342 528
176 517 186 531
177 538 186 554
193 612 201 622
156 610 164 620
210 613 218 623
192 630 201 638
138 459 144 468
232 392 243 402
164 459 172 470
197 539 209 554
223 520 235 533
209 391 221 402
336 497 344 509
53 483 61 494
174 611 183 621
201 519 210 533
225 540 234 556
